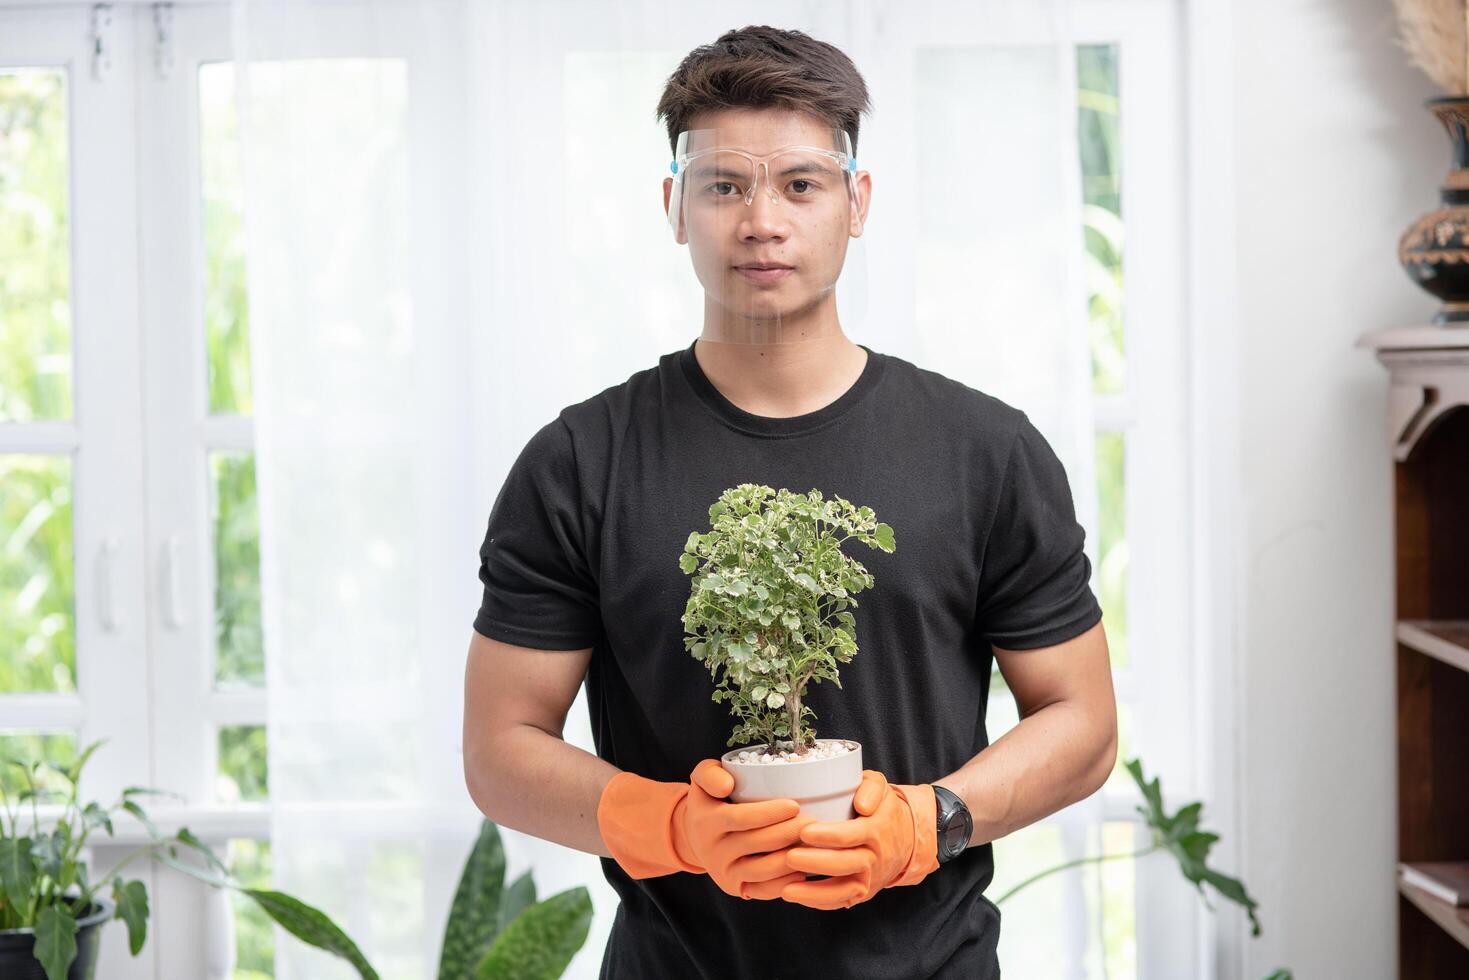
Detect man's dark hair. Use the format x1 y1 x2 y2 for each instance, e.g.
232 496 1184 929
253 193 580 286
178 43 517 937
655 25 872 158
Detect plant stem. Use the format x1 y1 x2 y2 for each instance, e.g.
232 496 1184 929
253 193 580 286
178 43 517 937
991 844 1160 906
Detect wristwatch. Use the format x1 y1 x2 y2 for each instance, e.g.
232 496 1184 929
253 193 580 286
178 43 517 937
931 783 973 865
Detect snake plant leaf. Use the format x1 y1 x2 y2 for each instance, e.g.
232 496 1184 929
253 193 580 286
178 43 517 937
112 878 150 955
243 889 379 980
436 819 507 980
498 870 536 936
474 887 592 980
33 903 78 980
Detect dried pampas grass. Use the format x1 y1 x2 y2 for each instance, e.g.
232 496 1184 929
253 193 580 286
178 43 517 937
1393 0 1469 93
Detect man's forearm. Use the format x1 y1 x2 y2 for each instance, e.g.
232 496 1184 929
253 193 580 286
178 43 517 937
934 699 1117 847
470 723 620 859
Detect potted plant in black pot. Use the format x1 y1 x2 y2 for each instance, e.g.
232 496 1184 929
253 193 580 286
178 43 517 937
0 739 378 980
679 483 894 824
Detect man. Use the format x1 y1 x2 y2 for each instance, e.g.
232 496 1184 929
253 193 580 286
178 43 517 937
463 23 1116 980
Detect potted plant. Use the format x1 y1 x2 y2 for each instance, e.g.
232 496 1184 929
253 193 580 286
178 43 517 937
993 755 1293 980
678 483 894 823
0 739 378 980
435 819 592 980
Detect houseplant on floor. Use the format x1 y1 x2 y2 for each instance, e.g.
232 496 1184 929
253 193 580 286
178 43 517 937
994 755 1292 980
2 738 595 980
0 738 377 980
679 483 894 824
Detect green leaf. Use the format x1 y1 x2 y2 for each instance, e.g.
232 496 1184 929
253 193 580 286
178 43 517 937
67 739 106 785
155 850 235 891
112 878 150 954
873 523 895 552
33 904 78 980
0 837 36 912
82 801 114 837
1124 757 1264 937
175 827 232 877
678 552 698 574
120 800 161 841
474 887 592 980
243 889 379 980
437 819 506 980
794 572 819 591
499 871 536 935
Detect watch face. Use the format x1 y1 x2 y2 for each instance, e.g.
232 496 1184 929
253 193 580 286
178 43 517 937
942 821 966 856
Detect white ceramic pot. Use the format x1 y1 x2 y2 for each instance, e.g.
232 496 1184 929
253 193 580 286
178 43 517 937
720 738 863 823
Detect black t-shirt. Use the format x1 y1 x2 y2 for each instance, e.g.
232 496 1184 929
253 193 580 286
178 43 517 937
473 339 1103 980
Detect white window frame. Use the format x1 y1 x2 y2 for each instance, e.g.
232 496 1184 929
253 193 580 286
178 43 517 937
1071 2 1202 978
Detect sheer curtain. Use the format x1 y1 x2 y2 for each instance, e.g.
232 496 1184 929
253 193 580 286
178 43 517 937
231 1 1091 976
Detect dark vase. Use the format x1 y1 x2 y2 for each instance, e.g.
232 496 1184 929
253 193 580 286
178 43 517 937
1399 95 1469 324
0 898 114 980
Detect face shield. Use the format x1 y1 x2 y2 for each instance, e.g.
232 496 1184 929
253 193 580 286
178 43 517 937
665 126 869 345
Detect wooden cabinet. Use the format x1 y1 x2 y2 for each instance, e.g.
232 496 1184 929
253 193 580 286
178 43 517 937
1359 324 1469 978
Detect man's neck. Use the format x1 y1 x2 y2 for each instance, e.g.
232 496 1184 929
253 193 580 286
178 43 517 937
691 332 869 419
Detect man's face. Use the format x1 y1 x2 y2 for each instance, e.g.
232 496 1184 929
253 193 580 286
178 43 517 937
663 107 871 325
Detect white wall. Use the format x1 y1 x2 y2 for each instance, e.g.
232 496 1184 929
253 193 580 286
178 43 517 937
1226 1 1439 976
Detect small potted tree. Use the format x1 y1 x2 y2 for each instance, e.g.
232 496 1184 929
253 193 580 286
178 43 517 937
678 483 894 823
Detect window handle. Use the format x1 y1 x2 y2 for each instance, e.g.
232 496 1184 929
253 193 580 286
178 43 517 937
161 533 186 629
97 536 121 632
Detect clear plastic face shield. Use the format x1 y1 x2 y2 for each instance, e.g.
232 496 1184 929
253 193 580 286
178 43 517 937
664 120 870 345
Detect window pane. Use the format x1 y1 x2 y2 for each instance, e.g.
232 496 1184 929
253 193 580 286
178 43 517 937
0 731 76 800
1099 820 1138 978
1096 430 1128 668
211 451 262 688
1077 44 1124 396
227 838 275 979
0 69 72 422
217 724 268 802
199 63 253 416
1 455 75 693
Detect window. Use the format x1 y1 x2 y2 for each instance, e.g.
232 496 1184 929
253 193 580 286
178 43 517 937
984 6 1195 978
1 3 1195 976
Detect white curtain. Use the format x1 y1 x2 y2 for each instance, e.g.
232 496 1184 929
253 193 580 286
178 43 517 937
232 1 1091 977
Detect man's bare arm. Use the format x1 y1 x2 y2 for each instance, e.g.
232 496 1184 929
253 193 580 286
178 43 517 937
934 620 1117 847
462 630 618 858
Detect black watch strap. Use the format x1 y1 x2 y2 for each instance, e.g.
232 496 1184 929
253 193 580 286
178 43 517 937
931 783 973 865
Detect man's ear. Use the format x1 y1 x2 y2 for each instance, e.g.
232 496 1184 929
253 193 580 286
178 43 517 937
849 170 872 238
663 176 687 244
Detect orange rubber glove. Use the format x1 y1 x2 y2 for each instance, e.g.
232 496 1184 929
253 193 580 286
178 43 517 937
597 758 815 901
779 768 941 910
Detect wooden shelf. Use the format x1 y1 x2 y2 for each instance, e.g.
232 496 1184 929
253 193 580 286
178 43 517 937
1398 620 1469 673
1368 325 1469 976
1399 870 1469 952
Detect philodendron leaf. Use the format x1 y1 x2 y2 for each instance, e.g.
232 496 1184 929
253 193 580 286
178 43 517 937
33 903 78 980
112 877 150 954
0 837 36 911
243 889 380 980
175 826 232 877
82 801 114 837
67 738 106 785
155 850 234 891
499 870 536 936
1124 758 1263 937
474 887 592 980
436 819 507 980
120 800 161 841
